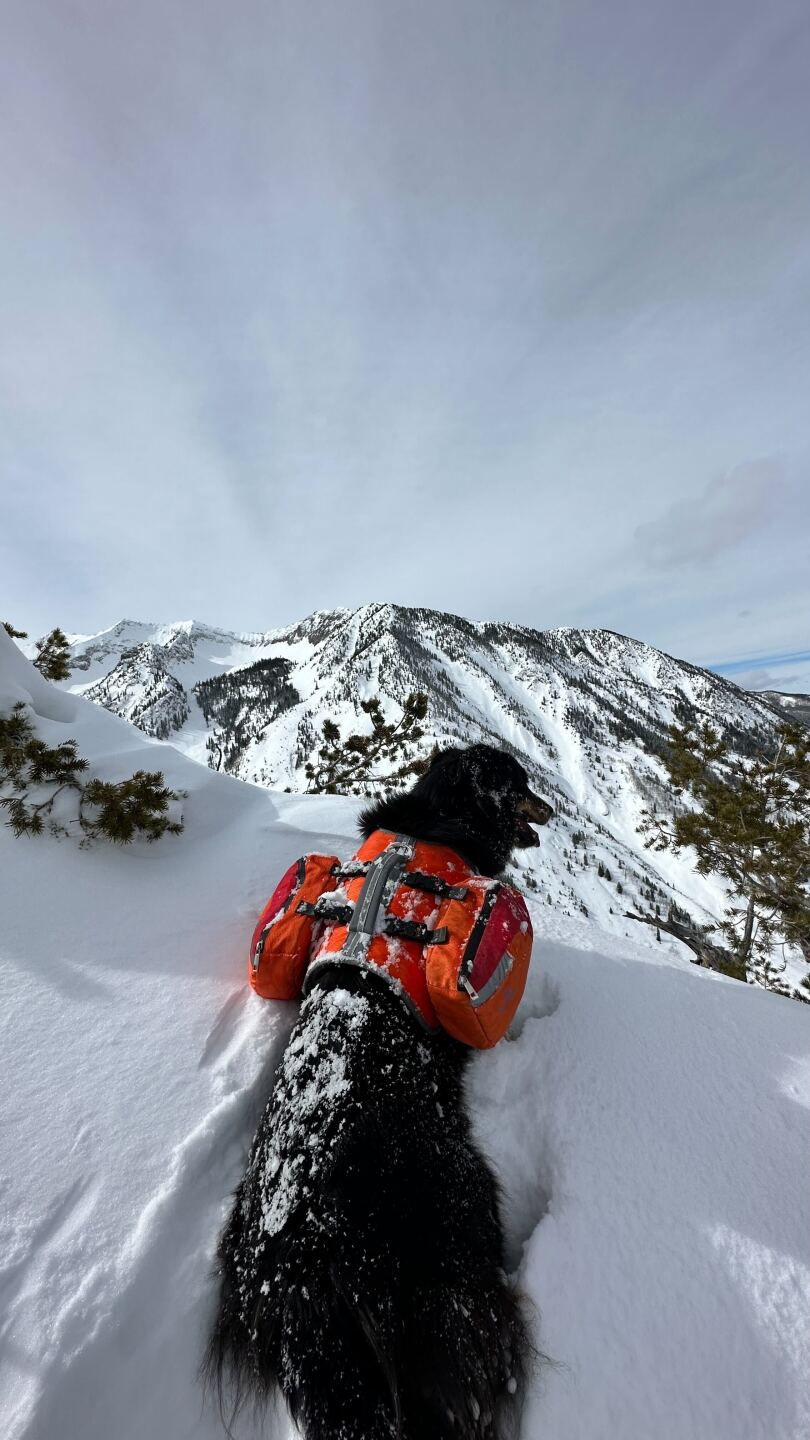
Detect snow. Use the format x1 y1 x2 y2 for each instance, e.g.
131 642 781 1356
472 920 810 1440
256 988 367 1240
55 603 805 998
2 629 809 1439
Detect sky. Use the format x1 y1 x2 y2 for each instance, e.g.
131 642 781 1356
1 0 808 691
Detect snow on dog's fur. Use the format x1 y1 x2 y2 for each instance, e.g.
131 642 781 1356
203 745 551 1440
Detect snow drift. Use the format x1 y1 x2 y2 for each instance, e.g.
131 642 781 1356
1 628 809 1439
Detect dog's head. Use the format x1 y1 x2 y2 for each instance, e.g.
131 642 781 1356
420 744 553 861
360 743 553 876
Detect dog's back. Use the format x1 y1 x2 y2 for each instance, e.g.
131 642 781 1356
204 966 530 1439
206 745 548 1437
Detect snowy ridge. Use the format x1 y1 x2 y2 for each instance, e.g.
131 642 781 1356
1 628 809 1439
59 604 802 984
82 641 190 738
760 690 810 730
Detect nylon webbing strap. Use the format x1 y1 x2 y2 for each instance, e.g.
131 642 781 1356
330 860 369 879
339 836 415 962
383 916 449 944
401 871 468 900
296 899 355 924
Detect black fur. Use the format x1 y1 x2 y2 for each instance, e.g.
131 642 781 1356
360 744 540 877
204 746 538 1439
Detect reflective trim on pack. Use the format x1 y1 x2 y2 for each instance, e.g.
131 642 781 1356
463 948 514 1007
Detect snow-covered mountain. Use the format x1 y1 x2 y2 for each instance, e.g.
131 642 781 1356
759 690 810 730
60 605 801 989
2 625 810 1440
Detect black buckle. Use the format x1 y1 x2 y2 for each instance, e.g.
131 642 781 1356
401 871 467 900
296 898 354 925
383 917 449 945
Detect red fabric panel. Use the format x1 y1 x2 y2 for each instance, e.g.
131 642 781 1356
468 887 528 992
250 859 301 958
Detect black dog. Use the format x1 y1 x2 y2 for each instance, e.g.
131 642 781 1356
204 745 552 1439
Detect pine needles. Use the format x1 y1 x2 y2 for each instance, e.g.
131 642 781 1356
0 702 184 845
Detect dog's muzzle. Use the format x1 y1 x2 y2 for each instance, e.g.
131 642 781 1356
514 789 554 847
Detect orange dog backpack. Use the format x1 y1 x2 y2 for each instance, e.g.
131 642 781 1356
249 829 533 1049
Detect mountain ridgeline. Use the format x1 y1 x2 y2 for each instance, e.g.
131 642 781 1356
61 605 804 989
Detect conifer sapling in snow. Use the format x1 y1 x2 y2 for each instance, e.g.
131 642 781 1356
33 627 72 682
305 692 428 794
635 721 810 994
80 771 184 844
0 702 184 845
0 703 88 836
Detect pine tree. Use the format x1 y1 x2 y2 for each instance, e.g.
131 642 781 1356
33 627 72 682
305 693 428 795
1 702 184 845
0 704 88 835
635 721 810 987
3 622 27 639
80 772 184 844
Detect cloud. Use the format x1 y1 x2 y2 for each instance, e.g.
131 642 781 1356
634 457 790 568
733 667 799 692
711 649 810 694
1 0 808 677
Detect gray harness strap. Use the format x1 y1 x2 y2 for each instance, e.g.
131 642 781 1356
339 835 415 963
302 833 418 998
302 833 455 1027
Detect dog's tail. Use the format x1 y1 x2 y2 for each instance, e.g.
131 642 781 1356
203 976 533 1440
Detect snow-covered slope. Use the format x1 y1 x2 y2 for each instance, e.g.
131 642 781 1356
760 690 810 730
57 606 804 992
2 631 810 1439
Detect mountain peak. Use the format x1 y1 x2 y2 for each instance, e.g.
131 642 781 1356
54 601 796 984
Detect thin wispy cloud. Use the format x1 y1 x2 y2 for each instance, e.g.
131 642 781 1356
730 668 803 692
712 650 810 694
634 457 791 567
1 0 808 689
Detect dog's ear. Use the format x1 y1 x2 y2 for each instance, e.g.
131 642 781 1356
426 746 461 773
